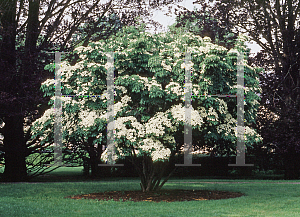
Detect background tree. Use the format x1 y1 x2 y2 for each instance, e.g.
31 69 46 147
0 0 183 181
174 2 238 49
34 24 262 192
190 0 300 179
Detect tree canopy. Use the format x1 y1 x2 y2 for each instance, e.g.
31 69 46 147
32 24 262 191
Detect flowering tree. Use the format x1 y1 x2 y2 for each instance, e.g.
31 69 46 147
30 24 262 192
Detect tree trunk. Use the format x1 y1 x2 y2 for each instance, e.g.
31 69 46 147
134 154 177 193
23 0 40 77
84 137 101 177
89 149 98 178
0 0 28 181
2 115 27 181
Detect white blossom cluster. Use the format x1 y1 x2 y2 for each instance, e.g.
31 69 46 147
200 37 227 53
32 108 54 131
98 95 131 119
115 85 128 95
215 98 228 115
79 110 99 129
60 61 82 83
74 45 94 53
113 116 145 143
161 60 172 72
180 61 194 69
62 114 78 136
243 126 262 141
41 79 55 86
206 107 219 122
99 108 178 162
138 137 171 162
144 112 176 136
74 45 94 59
197 107 208 118
233 84 251 94
142 76 161 92
168 104 205 127
216 113 236 137
165 82 184 96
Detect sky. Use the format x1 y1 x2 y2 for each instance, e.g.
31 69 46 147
146 0 262 56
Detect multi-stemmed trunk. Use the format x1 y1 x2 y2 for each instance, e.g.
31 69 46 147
131 153 177 193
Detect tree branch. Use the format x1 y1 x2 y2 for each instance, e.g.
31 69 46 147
38 0 72 51
82 0 114 46
61 0 104 50
39 0 57 32
157 165 177 191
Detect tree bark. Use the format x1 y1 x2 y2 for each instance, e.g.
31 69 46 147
2 115 27 181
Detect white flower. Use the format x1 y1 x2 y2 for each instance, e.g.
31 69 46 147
216 113 236 136
165 82 184 96
216 98 228 114
139 138 171 162
203 37 211 43
114 116 145 142
74 45 93 53
161 60 172 72
130 39 137 43
41 79 55 86
142 76 161 91
31 109 54 131
145 112 175 136
105 62 114 70
96 133 102 139
174 52 181 58
181 61 194 69
168 104 204 126
197 107 208 118
192 84 200 96
36 109 54 124
207 107 219 121
60 60 80 82
99 95 131 119
79 110 99 128
115 85 128 94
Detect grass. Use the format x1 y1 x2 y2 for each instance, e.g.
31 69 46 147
0 167 300 216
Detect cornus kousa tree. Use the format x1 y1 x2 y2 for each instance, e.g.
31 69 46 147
31 24 262 192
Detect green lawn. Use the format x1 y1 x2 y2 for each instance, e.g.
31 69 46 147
0 167 300 216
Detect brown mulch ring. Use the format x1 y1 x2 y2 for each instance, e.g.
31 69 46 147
64 189 245 203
